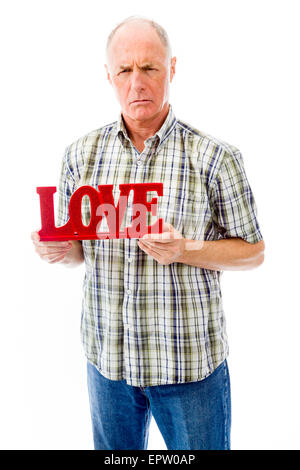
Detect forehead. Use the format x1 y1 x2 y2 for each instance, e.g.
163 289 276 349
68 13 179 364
109 23 167 65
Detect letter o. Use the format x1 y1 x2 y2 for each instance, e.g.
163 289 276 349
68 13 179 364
69 185 101 236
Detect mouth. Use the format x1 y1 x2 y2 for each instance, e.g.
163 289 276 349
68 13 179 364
131 99 151 104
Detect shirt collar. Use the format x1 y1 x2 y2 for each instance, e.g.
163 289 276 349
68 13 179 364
114 104 177 148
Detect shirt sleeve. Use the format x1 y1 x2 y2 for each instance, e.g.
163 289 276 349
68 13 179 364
55 145 76 228
209 150 263 244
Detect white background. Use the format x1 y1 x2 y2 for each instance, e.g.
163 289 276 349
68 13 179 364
0 0 299 450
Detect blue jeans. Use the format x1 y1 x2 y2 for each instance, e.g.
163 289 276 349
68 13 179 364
86 359 231 450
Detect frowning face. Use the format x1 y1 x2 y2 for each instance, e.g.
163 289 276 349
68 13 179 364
105 23 176 124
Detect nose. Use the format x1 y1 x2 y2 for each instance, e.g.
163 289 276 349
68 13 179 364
130 68 147 92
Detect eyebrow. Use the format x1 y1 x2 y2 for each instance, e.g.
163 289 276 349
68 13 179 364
118 62 156 70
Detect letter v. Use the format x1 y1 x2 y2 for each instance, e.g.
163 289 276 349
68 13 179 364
96 184 132 239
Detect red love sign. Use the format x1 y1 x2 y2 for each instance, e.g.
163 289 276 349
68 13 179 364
36 183 164 241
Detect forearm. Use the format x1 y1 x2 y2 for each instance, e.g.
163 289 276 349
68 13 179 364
61 240 84 268
177 237 265 271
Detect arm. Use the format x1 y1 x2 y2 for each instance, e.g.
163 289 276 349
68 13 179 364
200 148 265 270
139 149 265 271
177 237 265 271
138 229 265 271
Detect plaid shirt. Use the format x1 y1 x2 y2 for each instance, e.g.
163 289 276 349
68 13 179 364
56 104 263 387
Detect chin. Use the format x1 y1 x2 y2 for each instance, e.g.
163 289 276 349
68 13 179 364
130 103 158 120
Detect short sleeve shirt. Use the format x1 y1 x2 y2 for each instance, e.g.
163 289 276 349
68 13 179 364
56 104 263 386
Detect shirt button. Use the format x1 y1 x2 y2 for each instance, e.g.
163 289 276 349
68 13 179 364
136 160 142 166
128 257 133 263
127 289 132 295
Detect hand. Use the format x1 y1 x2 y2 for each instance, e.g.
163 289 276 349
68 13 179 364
31 230 73 264
137 222 186 265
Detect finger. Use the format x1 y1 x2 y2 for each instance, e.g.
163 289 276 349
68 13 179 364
36 246 71 255
48 253 67 264
141 221 172 240
138 240 163 256
31 231 40 242
138 241 162 263
140 240 169 251
33 240 72 248
138 240 153 256
142 223 182 242
141 232 181 242
141 237 175 244
31 230 73 247
44 252 67 263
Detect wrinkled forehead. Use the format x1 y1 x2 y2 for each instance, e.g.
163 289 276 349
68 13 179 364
108 24 168 67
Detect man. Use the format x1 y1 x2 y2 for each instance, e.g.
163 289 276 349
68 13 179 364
31 15 265 450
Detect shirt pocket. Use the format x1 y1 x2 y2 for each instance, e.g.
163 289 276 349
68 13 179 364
152 186 207 240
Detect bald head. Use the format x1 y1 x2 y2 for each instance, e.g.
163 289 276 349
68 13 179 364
106 16 172 71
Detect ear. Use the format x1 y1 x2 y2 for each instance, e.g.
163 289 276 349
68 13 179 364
170 56 176 83
105 64 112 85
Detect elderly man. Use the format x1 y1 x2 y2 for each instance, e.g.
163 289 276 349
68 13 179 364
31 16 265 450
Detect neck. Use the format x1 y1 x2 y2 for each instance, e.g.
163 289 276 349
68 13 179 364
122 103 170 151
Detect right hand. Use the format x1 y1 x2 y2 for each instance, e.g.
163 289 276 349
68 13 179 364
31 230 73 264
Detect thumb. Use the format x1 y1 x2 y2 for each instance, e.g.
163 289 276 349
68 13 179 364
161 222 182 240
31 230 40 242
162 222 174 232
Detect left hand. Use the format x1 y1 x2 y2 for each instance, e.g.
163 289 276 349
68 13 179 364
138 222 186 265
